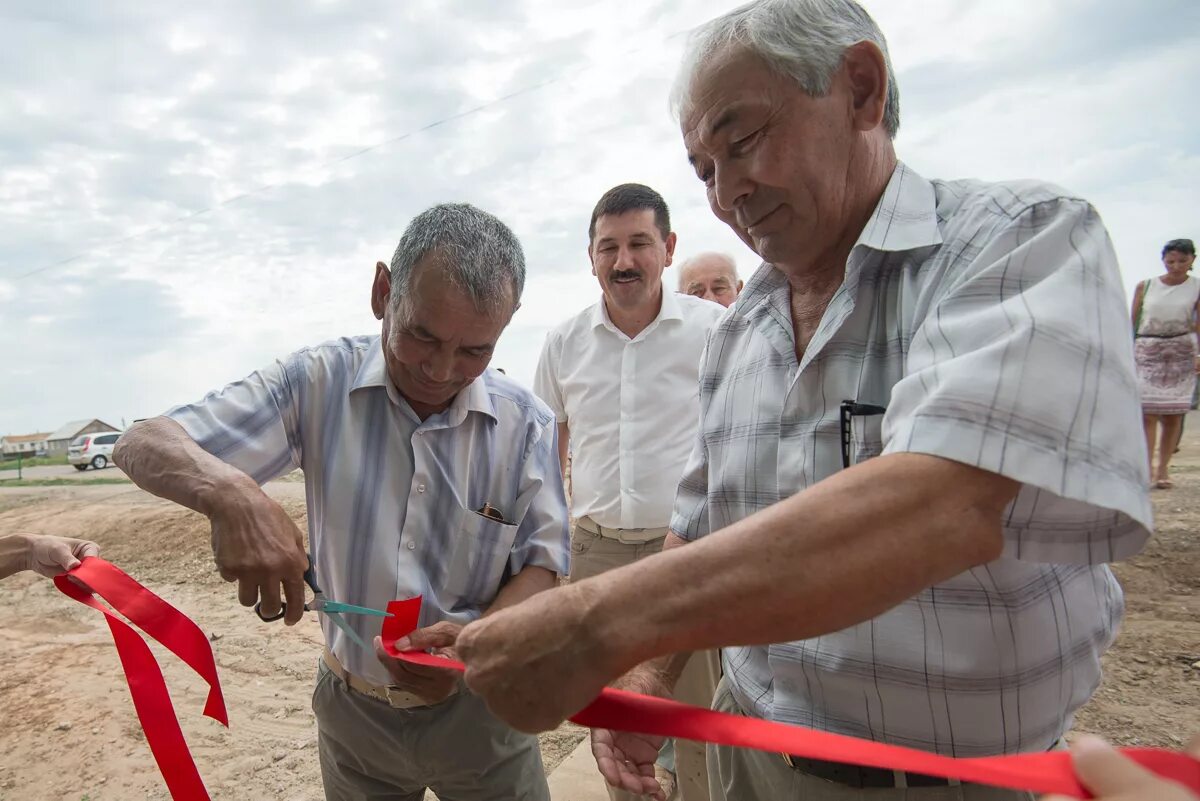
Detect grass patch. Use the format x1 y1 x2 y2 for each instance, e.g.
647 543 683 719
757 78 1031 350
0 455 68 470
0 477 131 487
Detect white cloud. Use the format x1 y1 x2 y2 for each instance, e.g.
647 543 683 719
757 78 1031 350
0 0 1197 433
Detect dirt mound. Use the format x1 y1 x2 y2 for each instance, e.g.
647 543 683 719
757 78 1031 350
1 433 1196 799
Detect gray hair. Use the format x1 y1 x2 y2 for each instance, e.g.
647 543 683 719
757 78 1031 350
671 0 900 138
388 203 526 320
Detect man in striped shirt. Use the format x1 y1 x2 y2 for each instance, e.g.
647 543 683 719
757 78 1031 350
454 2 1152 800
115 204 569 801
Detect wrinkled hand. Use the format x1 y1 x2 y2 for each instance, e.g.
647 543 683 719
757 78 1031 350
26 535 100 578
457 582 624 733
592 666 673 800
374 621 463 704
209 486 308 625
1043 734 1200 801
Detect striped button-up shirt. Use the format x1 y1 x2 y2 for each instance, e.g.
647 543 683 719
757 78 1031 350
671 162 1152 756
167 335 570 686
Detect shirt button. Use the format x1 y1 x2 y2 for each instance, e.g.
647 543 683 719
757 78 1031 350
417 484 426 493
406 541 416 550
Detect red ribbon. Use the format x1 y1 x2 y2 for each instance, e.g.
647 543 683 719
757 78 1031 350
55 558 227 801
382 597 1200 799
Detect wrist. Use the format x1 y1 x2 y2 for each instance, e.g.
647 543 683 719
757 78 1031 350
199 471 263 520
578 573 659 676
0 533 35 575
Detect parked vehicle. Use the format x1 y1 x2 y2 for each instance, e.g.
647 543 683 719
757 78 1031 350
67 432 123 470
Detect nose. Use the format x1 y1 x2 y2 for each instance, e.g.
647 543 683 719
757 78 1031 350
711 162 752 216
423 346 454 383
613 246 637 271
702 289 717 302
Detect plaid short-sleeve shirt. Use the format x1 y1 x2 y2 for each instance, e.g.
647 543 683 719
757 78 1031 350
670 163 1151 756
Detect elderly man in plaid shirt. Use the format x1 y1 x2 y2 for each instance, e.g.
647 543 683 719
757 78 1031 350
455 1 1152 800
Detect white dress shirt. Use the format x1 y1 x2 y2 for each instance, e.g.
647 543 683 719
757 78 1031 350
534 288 724 530
167 336 570 686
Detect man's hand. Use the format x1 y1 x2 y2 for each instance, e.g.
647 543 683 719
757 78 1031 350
374 621 463 704
208 485 308 625
1043 735 1200 801
591 665 673 800
26 535 100 578
457 581 625 733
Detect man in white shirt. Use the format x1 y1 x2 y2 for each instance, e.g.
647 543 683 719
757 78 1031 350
533 183 723 801
115 204 569 801
678 252 743 308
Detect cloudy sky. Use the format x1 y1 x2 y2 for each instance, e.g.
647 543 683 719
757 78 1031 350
1 0 1197 435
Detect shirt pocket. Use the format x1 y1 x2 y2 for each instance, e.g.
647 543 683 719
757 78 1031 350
443 507 520 606
848 412 885 467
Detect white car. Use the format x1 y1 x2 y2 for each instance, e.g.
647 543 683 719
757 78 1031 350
68 431 123 470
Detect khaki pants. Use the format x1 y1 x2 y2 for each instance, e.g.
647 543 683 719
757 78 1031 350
313 659 549 801
570 523 721 801
707 679 1034 801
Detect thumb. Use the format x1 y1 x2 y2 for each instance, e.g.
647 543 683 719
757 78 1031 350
1072 735 1156 796
408 623 458 650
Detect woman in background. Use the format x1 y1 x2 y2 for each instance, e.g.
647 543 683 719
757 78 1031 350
1132 238 1200 488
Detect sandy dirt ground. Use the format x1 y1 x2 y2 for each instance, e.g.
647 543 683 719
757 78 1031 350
0 428 1196 800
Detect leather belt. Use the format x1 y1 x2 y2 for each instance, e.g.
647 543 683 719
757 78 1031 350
322 647 456 709
576 515 668 544
782 753 952 788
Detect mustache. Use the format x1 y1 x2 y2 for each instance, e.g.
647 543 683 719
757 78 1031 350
610 269 641 281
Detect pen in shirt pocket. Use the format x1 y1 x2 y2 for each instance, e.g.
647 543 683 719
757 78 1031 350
475 502 515 525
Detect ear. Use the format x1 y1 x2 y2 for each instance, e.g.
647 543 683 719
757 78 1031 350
736 279 744 293
663 232 678 266
841 41 888 134
371 262 390 320
588 243 598 276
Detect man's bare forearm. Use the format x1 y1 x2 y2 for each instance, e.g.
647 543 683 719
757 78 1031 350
582 453 1017 676
114 417 259 518
0 533 32 580
487 565 558 617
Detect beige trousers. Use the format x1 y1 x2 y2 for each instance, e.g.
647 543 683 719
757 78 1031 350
313 659 548 801
707 679 1034 801
570 523 722 801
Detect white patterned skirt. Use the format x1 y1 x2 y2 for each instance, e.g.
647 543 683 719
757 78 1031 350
1135 334 1197 415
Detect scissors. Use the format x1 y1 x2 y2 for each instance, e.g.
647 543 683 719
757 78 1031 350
254 553 391 650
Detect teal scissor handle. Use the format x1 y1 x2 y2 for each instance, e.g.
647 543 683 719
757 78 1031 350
253 553 391 652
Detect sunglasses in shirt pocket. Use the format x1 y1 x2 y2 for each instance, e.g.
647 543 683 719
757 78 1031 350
442 505 520 606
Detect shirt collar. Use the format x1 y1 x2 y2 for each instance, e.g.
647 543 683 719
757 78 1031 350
590 282 683 334
734 161 943 315
348 337 497 424
852 161 943 254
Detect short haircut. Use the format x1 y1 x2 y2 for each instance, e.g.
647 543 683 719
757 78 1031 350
588 183 671 244
387 203 525 321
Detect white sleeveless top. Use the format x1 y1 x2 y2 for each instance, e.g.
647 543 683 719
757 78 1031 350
1137 275 1200 336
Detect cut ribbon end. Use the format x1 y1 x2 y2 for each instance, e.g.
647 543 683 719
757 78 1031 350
380 597 423 658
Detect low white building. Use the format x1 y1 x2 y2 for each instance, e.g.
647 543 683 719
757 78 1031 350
1 432 52 458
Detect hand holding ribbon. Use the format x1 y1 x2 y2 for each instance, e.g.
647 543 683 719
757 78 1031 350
382 596 1200 800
